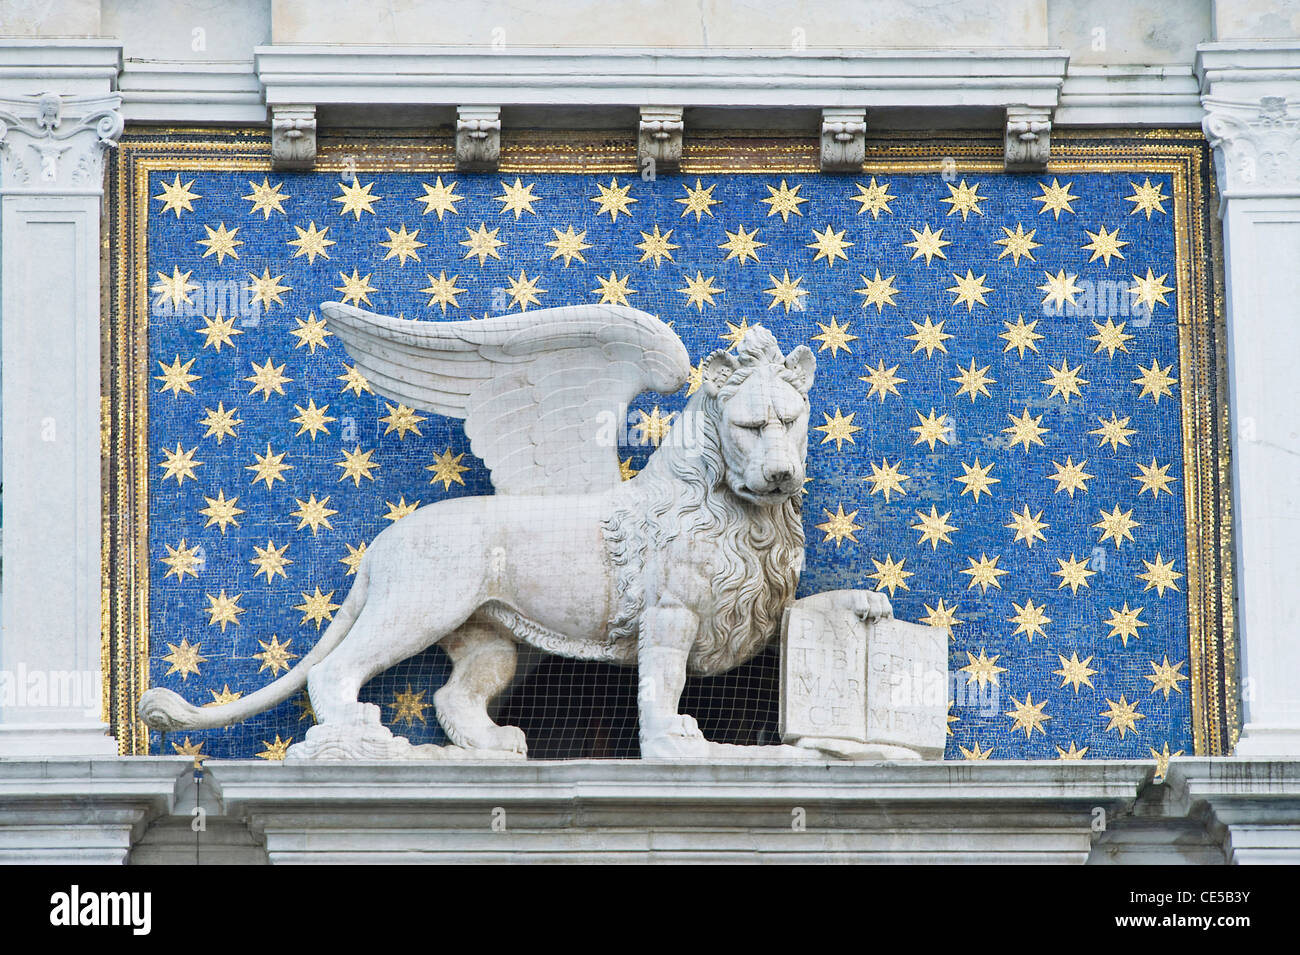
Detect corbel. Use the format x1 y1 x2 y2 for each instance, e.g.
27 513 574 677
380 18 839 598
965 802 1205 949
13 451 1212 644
270 105 316 171
1004 106 1052 171
456 106 501 172
638 106 684 175
820 108 866 172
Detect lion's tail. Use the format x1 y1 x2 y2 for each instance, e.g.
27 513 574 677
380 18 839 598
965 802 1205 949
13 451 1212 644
138 562 370 733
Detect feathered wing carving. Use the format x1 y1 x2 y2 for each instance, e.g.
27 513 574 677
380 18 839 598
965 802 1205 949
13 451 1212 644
319 302 692 495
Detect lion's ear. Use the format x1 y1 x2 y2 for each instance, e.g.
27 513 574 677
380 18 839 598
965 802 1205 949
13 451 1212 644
701 349 740 396
784 345 816 394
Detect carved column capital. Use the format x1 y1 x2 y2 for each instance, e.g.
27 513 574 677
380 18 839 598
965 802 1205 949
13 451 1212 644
1004 106 1052 172
1203 96 1300 204
820 108 866 172
456 106 501 173
0 91 123 193
639 106 684 176
271 105 317 171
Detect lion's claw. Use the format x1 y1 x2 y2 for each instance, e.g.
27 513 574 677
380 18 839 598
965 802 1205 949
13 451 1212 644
797 588 894 621
642 713 703 741
838 589 894 621
670 714 703 738
853 593 894 622
640 732 713 759
490 725 528 754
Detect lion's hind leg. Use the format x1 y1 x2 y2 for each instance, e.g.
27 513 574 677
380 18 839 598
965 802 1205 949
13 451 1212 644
289 601 445 759
434 618 527 755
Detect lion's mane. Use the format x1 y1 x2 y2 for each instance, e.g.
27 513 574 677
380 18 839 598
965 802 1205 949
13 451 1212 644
601 329 806 675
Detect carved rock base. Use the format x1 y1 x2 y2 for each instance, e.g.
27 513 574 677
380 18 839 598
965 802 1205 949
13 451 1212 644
794 738 923 760
286 704 525 761
637 735 917 761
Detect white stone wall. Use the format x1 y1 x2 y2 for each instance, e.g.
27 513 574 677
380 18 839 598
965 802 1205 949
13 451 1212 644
0 0 1290 61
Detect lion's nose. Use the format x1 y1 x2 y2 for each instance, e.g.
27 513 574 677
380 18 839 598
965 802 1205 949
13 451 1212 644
766 467 793 486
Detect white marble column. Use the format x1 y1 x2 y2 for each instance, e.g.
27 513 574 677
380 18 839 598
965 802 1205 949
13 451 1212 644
0 90 123 756
1198 43 1300 757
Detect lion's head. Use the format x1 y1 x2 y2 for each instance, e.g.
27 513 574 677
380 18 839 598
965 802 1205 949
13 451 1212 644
698 327 816 507
603 324 815 673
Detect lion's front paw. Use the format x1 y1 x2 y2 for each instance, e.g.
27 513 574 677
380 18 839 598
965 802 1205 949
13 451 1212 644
648 713 702 738
639 712 703 745
487 724 528 755
852 589 893 622
800 588 894 621
668 713 702 738
821 588 892 621
640 732 712 759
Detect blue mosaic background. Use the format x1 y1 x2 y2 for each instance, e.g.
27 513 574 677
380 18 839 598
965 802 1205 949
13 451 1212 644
145 167 1193 761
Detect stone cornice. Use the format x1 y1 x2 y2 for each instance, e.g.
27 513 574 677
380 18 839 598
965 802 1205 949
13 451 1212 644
0 39 121 98
253 45 1070 110
1057 65 1203 126
1 41 1265 133
118 60 265 124
1195 41 1300 96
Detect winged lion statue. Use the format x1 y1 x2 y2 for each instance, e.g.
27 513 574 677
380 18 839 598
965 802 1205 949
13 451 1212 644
139 302 894 759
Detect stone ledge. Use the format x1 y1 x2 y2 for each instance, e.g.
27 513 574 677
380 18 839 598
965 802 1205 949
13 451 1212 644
1 757 1297 862
0 757 191 864
204 758 1300 864
208 758 1141 864
208 757 1150 804
0 755 191 797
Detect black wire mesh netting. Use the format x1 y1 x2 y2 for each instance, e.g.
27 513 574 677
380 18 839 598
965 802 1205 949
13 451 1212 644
493 646 783 759
356 642 783 759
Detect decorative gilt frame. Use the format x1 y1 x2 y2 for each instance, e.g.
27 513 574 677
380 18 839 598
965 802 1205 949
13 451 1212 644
104 127 1235 755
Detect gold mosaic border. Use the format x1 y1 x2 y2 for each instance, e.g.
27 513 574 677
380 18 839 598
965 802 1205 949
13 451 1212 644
105 127 1234 755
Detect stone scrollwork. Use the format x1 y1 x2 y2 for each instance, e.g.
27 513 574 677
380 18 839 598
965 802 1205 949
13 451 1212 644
0 91 123 191
820 108 866 172
1203 95 1300 202
1004 106 1052 171
638 106 684 175
455 106 502 172
270 105 317 171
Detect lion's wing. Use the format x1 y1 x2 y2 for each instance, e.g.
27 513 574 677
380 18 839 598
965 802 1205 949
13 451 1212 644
319 302 691 495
